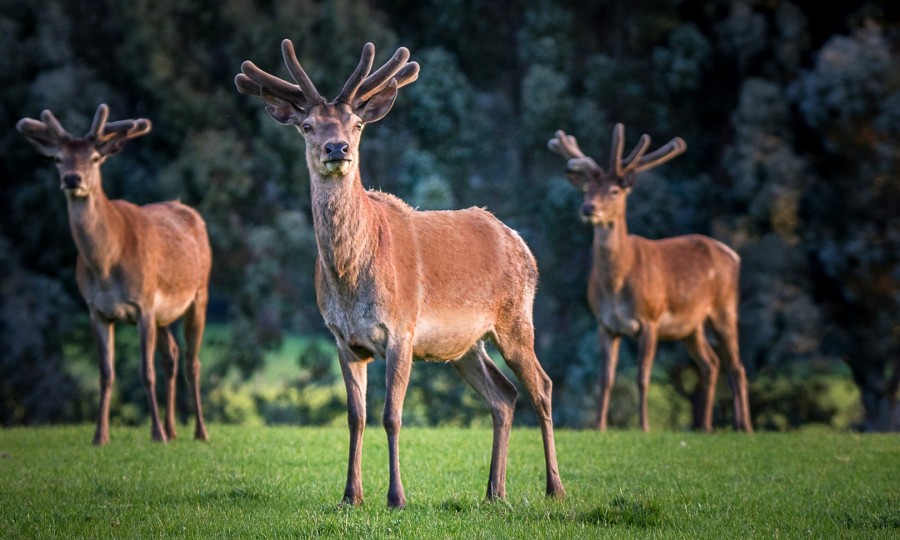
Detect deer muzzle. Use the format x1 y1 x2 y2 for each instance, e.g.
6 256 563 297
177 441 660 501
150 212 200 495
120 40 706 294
61 172 83 190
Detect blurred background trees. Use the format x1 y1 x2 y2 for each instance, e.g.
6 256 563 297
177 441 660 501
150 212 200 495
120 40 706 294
1 0 897 431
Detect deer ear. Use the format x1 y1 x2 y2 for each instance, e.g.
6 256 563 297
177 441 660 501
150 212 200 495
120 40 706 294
564 170 588 189
98 138 127 157
356 79 398 124
261 88 304 125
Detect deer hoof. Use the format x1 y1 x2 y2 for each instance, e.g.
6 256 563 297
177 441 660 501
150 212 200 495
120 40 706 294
387 492 406 509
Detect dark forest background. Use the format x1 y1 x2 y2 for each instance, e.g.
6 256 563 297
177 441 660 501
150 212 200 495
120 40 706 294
1 0 897 431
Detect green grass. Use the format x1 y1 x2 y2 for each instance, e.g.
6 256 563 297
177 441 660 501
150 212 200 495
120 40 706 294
1 426 897 539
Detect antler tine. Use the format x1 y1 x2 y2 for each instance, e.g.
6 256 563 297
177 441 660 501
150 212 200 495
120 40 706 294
353 46 412 105
632 137 687 173
86 103 110 140
610 123 626 177
40 109 72 141
620 134 651 172
99 119 152 141
547 130 585 159
391 61 420 90
548 130 602 174
281 39 325 104
240 60 310 106
335 42 375 104
83 103 152 144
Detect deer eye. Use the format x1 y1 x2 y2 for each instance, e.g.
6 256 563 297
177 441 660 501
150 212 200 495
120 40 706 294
610 186 622 196
301 123 312 133
91 155 101 163
355 121 363 130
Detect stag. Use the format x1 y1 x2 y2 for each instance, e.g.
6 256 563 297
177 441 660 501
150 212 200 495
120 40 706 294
17 104 211 445
548 124 752 433
235 40 565 507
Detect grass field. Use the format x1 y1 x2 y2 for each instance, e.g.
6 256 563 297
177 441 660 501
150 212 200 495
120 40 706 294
1 426 897 539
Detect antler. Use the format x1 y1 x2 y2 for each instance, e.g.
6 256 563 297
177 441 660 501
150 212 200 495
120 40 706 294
547 130 601 174
610 123 686 177
236 39 326 110
16 109 73 149
342 44 420 107
85 104 151 144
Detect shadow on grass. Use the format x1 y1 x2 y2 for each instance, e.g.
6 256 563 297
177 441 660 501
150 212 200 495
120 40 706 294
534 496 666 529
582 496 666 527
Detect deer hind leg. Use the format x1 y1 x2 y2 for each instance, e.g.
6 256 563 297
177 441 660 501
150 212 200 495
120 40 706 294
138 315 166 442
492 318 565 499
682 328 720 432
453 342 518 501
636 324 659 432
337 344 369 506
597 329 621 431
710 317 753 433
159 326 180 440
184 294 209 441
91 315 115 446
383 336 414 509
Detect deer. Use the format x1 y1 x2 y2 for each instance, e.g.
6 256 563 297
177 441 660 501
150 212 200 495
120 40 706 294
235 39 565 508
548 124 753 433
16 104 211 445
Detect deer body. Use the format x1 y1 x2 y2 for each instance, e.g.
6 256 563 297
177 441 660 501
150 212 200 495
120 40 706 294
237 41 564 508
589 234 740 341
17 105 211 445
549 125 752 433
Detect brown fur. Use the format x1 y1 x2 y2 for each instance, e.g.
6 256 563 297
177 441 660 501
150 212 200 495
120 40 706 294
17 105 211 445
549 126 752 432
237 41 564 507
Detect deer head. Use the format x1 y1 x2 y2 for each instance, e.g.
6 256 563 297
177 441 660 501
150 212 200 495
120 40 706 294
235 40 419 179
17 104 151 198
548 124 686 227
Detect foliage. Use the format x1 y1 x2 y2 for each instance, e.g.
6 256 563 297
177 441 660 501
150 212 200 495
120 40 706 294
1 0 899 430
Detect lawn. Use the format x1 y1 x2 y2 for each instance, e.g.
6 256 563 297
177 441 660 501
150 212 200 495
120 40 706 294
0 426 897 538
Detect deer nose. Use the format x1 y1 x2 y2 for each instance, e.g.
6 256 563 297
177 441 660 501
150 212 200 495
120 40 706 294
62 172 82 189
580 202 595 217
324 141 349 159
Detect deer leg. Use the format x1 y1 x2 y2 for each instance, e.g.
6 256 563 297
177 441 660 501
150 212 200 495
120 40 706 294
91 315 114 446
383 337 413 509
137 316 166 442
184 296 209 441
337 344 369 506
159 326 179 440
597 329 621 431
636 324 659 432
711 322 753 433
492 319 565 499
682 330 720 432
452 343 518 501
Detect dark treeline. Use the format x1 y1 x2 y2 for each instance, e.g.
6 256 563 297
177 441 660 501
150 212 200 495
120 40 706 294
1 0 897 431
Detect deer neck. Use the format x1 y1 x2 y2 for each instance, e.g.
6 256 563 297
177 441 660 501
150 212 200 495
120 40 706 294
310 169 378 287
65 184 123 276
591 212 633 290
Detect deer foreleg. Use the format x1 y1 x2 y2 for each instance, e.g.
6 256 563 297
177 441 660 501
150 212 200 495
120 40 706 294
138 316 166 442
453 343 518 501
383 337 413 509
597 329 621 431
636 324 659 432
91 315 114 446
338 345 369 506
